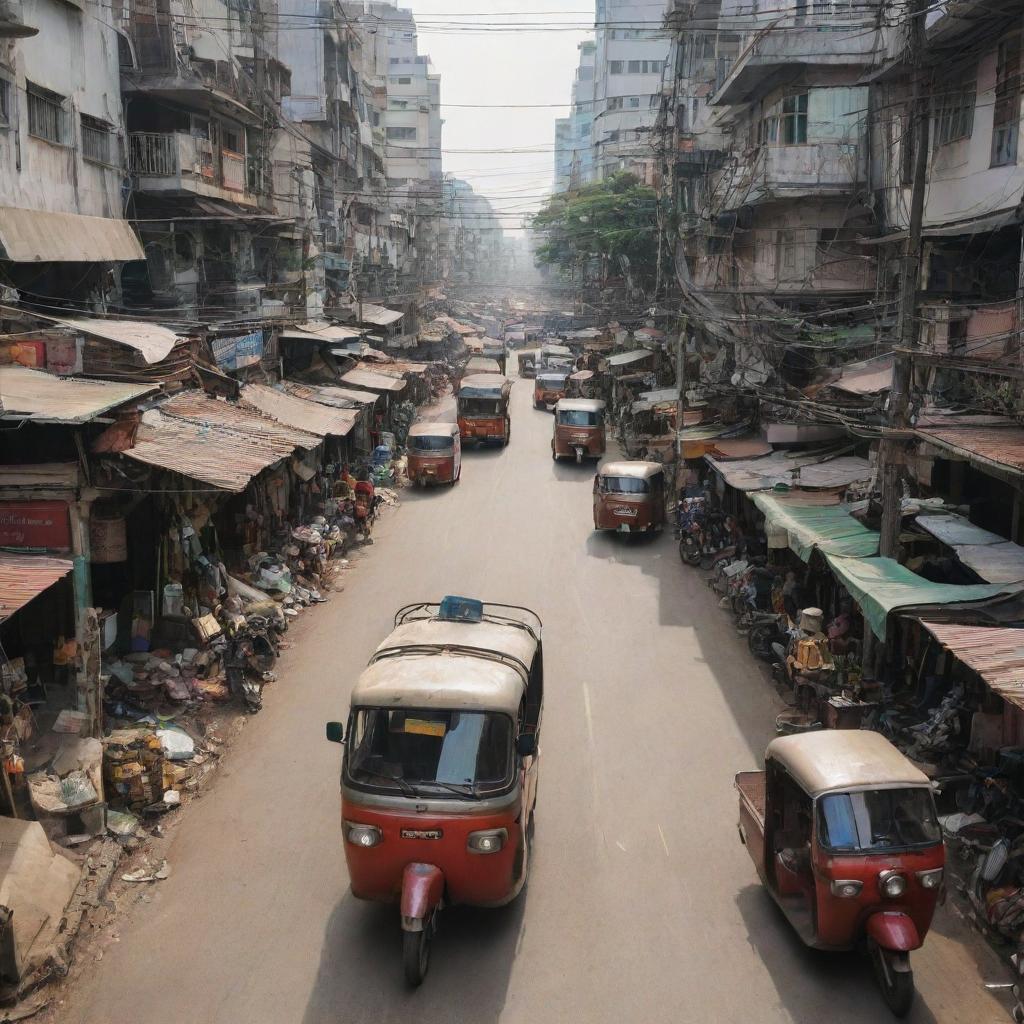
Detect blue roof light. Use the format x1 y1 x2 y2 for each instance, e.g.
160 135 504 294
438 596 483 622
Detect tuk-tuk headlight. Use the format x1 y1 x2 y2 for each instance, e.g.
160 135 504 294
879 870 907 898
344 821 382 849
467 828 507 854
830 879 863 899
917 867 944 890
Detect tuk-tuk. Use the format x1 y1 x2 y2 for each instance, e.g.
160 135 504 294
552 399 606 463
457 373 512 446
539 343 573 373
465 356 502 376
518 350 539 378
534 371 568 411
567 369 601 399
592 461 666 533
406 421 461 487
736 731 944 1016
482 343 507 374
326 597 543 985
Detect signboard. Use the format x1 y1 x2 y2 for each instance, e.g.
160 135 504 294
0 501 71 551
211 330 264 372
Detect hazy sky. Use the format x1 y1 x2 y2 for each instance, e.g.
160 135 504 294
401 2 594 231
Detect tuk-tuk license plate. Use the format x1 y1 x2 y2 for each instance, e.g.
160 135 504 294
401 828 443 840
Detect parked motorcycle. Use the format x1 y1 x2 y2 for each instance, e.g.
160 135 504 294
218 609 278 713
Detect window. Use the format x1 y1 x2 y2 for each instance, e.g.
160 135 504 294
779 230 797 271
386 126 417 140
80 115 113 164
27 83 66 145
628 96 640 108
390 99 409 109
760 93 808 145
628 60 642 74
934 82 975 147
222 126 242 154
0 78 9 129
992 36 1021 167
607 96 623 111
393 76 412 85
609 61 623 75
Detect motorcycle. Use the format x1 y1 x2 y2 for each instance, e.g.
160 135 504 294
219 611 278 713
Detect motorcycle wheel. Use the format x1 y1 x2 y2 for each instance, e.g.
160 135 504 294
403 913 434 987
679 539 701 566
870 942 914 1017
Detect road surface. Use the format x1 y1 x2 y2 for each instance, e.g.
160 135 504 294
56 377 1008 1024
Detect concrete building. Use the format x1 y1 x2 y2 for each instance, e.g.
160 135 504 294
0 0 143 306
554 117 573 192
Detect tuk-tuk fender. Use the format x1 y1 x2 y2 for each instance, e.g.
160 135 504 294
401 862 444 926
866 911 921 954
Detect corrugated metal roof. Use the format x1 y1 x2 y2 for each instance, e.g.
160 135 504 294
0 206 144 263
915 514 1024 583
280 321 363 343
831 353 894 396
341 368 408 393
0 366 156 423
347 303 404 327
241 384 358 436
707 450 873 492
607 349 653 367
918 425 1024 476
159 391 322 452
0 552 74 622
280 381 377 407
122 413 288 491
42 315 181 364
920 622 1024 711
709 438 774 460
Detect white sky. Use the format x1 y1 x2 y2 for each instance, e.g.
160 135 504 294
400 2 593 232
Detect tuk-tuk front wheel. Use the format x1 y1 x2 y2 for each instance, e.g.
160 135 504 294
402 913 434 987
870 942 914 1017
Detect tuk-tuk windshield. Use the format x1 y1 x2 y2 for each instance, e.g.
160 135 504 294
599 475 649 494
817 788 941 853
459 398 501 417
558 409 601 427
346 708 514 796
409 435 454 453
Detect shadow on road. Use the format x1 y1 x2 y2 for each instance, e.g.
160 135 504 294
734 885 940 1023
302 887 527 1024
551 459 599 483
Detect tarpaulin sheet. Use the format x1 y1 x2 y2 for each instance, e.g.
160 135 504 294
824 554 1021 640
915 514 1024 583
752 494 879 562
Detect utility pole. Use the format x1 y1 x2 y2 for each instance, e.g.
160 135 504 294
879 0 929 560
675 315 688 496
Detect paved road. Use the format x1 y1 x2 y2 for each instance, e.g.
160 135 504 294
58 377 1008 1024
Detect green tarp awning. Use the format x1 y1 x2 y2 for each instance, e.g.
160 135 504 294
752 494 879 562
824 554 1022 641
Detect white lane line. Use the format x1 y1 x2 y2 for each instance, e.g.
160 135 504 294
657 824 670 857
582 679 595 749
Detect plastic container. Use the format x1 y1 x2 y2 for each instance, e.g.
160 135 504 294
162 583 184 618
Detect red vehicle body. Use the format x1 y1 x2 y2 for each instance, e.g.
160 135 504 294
406 422 461 487
533 372 568 410
592 461 666 533
457 373 512 447
552 399 606 463
327 598 543 987
736 730 945 1016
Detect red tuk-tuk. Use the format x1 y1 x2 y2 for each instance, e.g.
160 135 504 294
326 597 543 985
736 730 945 1016
592 461 666 533
457 373 512 446
533 371 568 411
406 421 461 487
552 399 606 463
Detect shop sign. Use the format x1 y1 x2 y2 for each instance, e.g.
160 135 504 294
212 330 264 371
0 501 71 551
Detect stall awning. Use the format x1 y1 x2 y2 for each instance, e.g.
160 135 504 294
752 494 879 562
0 207 144 263
0 366 156 423
915 514 1024 584
919 622 1024 712
707 451 873 492
607 349 652 367
0 552 74 622
280 322 362 343
346 303 403 328
825 554 1021 640
240 384 358 437
917 424 1024 482
830 354 894 397
281 381 377 407
340 368 408 394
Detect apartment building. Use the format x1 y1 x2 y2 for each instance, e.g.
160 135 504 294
0 0 143 306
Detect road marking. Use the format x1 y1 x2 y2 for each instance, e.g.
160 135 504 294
582 679 595 748
615 841 626 852
657 824 670 856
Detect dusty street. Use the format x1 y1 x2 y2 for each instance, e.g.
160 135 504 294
55 378 1008 1024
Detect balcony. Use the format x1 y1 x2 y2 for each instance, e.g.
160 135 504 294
721 142 865 209
129 133 258 207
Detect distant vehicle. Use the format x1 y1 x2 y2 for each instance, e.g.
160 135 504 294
457 373 512 446
518 350 539 378
481 342 507 374
538 343 573 373
736 731 945 1017
326 597 543 985
465 356 502 376
592 461 666 534
533 371 568 411
406 421 461 487
552 399 606 464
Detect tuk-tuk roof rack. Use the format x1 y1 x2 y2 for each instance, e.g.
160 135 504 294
393 601 542 642
369 641 532 683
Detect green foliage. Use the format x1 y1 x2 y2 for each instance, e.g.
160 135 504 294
531 173 658 285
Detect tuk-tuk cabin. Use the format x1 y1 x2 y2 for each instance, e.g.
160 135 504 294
406 421 461 487
592 460 666 533
481 344 508 374
552 399 607 462
539 343 573 372
534 371 569 410
457 373 512 446
465 356 502 376
518 350 539 378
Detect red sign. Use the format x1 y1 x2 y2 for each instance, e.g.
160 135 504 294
0 501 71 551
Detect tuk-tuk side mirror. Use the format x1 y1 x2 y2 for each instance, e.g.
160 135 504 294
517 733 537 758
326 721 345 744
